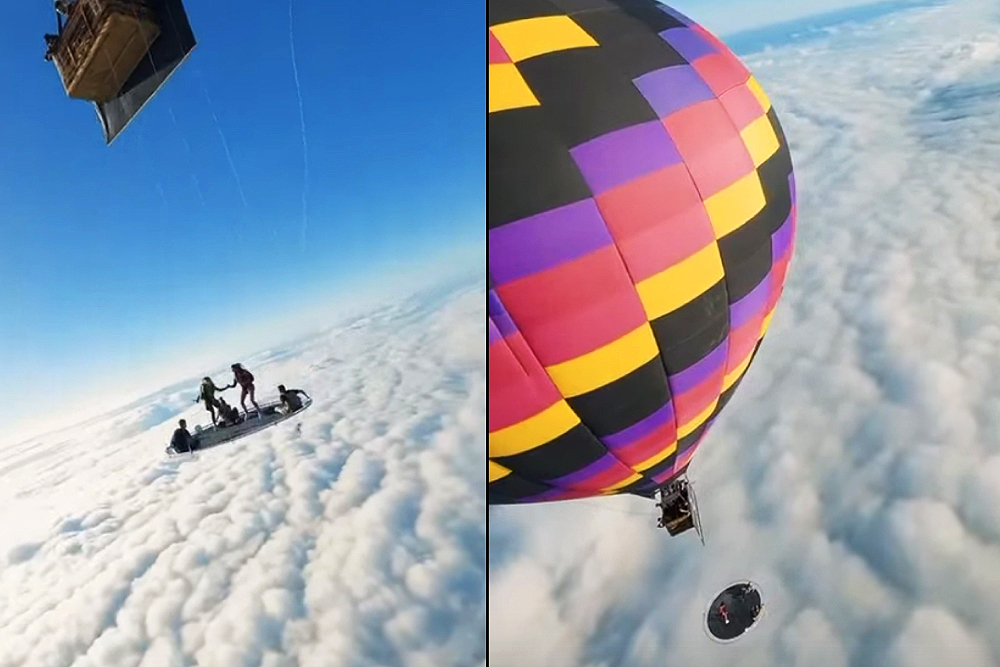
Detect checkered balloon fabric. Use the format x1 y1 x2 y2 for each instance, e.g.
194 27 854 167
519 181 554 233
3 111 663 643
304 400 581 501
488 0 797 504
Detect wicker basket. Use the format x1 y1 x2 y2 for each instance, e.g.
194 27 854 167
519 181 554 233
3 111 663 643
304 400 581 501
52 0 160 102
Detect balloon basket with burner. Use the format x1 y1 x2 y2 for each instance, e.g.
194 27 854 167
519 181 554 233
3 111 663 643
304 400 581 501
51 0 160 103
655 476 705 544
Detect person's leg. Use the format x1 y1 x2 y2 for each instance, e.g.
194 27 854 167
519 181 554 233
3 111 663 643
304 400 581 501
249 383 261 413
240 385 250 414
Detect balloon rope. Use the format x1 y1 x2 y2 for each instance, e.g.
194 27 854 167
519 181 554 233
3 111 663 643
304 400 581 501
288 0 311 254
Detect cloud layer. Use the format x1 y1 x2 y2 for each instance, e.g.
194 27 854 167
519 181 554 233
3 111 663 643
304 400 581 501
489 1 1000 665
0 277 486 667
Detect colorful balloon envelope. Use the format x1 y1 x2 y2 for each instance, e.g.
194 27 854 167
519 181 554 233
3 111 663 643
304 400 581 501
488 0 796 503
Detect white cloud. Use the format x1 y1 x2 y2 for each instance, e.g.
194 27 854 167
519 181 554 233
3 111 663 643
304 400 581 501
0 247 484 450
889 607 993 667
489 1 1000 665
0 277 486 666
670 0 932 37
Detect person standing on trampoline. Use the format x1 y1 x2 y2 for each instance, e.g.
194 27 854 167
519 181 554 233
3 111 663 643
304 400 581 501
195 376 226 425
227 363 261 417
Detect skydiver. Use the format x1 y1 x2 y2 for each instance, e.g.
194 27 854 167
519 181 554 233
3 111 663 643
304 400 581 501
227 363 261 417
737 583 762 617
216 396 241 426
43 33 59 61
657 492 678 529
718 602 730 625
277 384 309 414
677 492 690 515
169 419 199 454
194 376 227 425
44 0 72 61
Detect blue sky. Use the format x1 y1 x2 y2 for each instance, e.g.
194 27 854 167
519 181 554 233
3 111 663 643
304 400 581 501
0 0 484 442
0 0 913 443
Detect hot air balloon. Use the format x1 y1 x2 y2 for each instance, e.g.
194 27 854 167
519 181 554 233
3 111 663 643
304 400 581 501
488 0 797 536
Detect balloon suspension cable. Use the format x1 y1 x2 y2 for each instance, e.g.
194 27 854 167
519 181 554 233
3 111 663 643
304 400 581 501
288 0 311 254
150 0 206 207
137 1 234 243
110 1 195 227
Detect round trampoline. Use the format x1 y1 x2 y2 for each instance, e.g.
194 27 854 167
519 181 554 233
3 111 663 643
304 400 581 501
703 580 764 643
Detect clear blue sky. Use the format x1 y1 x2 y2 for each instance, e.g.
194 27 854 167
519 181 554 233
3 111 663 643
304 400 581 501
0 0 484 443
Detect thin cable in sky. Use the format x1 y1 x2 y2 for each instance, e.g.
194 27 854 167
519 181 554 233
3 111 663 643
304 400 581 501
197 72 250 210
131 119 172 223
289 0 310 253
155 182 169 211
167 107 206 209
